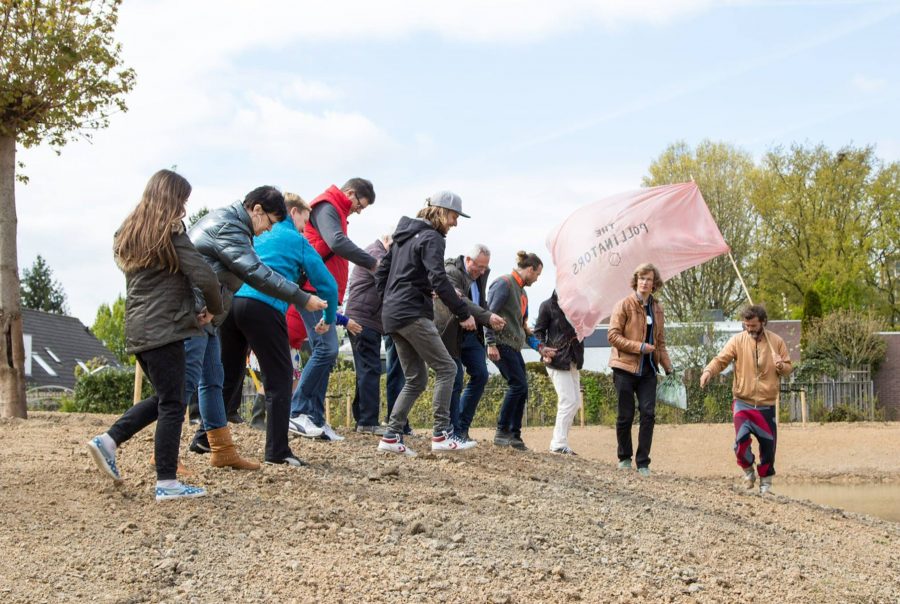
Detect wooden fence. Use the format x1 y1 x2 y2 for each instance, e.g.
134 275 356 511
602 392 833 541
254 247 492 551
782 369 876 421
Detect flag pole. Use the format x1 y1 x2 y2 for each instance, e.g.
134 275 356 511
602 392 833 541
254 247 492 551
727 251 783 423
728 252 753 304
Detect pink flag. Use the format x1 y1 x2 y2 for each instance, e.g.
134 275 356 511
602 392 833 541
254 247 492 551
546 182 729 339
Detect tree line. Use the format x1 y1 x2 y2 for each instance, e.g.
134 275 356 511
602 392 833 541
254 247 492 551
645 140 899 328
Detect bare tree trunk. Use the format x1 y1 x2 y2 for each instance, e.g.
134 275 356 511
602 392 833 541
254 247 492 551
0 134 27 418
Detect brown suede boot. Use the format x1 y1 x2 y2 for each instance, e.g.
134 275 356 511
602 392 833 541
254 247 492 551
207 426 260 470
150 455 196 478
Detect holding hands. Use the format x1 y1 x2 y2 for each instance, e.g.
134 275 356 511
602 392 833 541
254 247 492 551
346 318 363 336
488 313 506 331
305 295 328 311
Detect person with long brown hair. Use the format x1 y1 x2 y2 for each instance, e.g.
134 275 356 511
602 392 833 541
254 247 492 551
608 262 673 477
375 191 477 456
87 169 223 501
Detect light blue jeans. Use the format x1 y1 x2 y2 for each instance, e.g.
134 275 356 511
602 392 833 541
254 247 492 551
289 308 338 426
184 332 227 432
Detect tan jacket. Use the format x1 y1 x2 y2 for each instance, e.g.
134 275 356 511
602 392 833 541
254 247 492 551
607 293 672 375
704 330 793 406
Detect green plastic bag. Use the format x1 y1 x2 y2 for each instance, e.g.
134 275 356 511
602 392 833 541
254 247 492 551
656 372 687 410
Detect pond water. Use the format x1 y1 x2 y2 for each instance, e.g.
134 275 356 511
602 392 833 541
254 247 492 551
775 483 900 523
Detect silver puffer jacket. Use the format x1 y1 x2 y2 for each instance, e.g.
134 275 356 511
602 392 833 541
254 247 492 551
188 201 310 326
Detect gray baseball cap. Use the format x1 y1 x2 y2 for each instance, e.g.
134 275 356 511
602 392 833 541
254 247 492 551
426 190 470 218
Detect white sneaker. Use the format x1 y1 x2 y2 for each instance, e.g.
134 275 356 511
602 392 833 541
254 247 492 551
319 423 345 442
759 476 773 495
288 414 324 439
743 467 757 490
378 435 416 457
431 430 477 452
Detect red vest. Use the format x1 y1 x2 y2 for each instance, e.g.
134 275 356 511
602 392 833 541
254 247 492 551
304 185 352 302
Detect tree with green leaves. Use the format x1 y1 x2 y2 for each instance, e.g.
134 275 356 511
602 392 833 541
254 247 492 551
752 144 893 320
0 0 135 418
866 162 900 328
642 140 759 320
91 294 130 365
188 207 209 228
20 254 68 314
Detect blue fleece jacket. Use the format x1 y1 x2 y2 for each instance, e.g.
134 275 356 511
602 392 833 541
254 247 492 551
235 219 338 323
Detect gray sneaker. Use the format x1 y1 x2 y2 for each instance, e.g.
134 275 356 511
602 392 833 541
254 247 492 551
759 476 773 494
617 459 632 470
356 424 387 436
637 466 651 477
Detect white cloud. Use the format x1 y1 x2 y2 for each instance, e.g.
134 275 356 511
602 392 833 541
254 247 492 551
286 78 343 102
851 74 888 94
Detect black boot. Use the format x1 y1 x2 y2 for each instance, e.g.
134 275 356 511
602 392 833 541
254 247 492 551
249 393 266 432
189 429 211 454
510 431 528 451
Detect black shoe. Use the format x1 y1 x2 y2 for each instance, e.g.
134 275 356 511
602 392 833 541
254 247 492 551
493 430 512 447
226 411 245 425
189 432 210 454
510 434 528 451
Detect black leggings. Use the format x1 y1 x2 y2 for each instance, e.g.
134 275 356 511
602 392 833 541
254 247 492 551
219 297 294 462
107 341 186 481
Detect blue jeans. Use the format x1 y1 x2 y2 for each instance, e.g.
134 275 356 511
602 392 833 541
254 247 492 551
453 331 489 433
290 307 338 425
184 332 227 432
383 335 409 433
350 326 382 427
493 344 528 435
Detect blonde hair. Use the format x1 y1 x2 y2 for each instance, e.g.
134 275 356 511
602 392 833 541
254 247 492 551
416 206 456 235
284 192 310 213
630 263 663 292
114 170 191 273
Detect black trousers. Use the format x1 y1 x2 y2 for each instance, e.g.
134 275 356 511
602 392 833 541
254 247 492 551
107 341 186 481
219 297 293 462
613 365 658 468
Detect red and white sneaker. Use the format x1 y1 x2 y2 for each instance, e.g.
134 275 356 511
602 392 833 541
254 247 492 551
432 430 477 452
378 434 416 457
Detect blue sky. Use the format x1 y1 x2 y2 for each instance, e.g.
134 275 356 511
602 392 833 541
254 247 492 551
15 0 900 326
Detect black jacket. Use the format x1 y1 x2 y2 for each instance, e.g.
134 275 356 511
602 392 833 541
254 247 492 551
123 230 223 354
188 201 310 327
533 291 584 370
434 255 493 357
375 217 470 334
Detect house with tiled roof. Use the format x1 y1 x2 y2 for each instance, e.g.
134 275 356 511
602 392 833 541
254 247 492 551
22 308 120 391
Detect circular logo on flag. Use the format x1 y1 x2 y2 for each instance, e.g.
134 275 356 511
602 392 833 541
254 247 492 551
609 253 621 266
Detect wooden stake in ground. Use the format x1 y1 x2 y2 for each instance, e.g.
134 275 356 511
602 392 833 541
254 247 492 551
133 364 143 405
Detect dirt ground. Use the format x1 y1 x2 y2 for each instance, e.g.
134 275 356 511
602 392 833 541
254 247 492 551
1 413 898 603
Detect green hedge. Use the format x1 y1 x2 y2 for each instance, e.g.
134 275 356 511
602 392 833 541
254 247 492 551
320 364 736 429
63 366 154 414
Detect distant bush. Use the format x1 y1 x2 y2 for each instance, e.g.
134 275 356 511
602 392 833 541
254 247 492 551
65 359 154 414
823 404 868 423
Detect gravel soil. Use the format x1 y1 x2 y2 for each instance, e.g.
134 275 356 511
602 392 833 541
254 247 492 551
1 413 898 603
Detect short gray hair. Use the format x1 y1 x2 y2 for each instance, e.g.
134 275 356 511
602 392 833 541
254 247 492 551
468 243 491 259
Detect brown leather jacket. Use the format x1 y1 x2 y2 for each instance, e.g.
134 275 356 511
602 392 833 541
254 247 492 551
607 293 672 375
